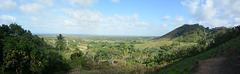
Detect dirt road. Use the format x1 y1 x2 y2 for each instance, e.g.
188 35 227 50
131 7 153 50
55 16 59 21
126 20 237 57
194 57 233 74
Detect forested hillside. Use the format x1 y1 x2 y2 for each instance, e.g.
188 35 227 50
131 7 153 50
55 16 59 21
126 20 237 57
155 24 206 39
159 24 240 73
153 24 227 42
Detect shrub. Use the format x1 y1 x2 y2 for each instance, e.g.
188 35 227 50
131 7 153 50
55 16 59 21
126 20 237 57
70 56 94 70
70 48 83 60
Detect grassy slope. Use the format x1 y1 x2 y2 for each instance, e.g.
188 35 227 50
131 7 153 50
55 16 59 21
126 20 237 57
153 24 205 40
158 36 240 74
135 40 173 49
135 40 196 49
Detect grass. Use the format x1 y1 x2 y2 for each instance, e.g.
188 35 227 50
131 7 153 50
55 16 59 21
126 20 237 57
135 40 173 49
135 40 196 49
158 48 216 74
158 36 240 74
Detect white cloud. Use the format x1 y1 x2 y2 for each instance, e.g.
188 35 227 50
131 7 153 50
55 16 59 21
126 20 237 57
60 8 151 35
199 19 230 27
19 3 45 14
0 0 162 36
114 14 138 21
68 0 97 7
162 15 171 21
188 20 193 24
181 0 200 15
234 18 240 23
170 16 186 26
182 0 240 27
61 9 102 26
62 20 78 26
35 0 54 6
0 0 17 11
135 22 149 26
111 0 120 3
31 17 39 22
18 0 25 3
175 16 185 22
0 15 16 24
161 23 168 27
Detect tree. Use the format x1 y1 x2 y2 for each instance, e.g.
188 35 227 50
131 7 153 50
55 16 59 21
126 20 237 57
70 56 94 70
44 51 71 73
70 48 84 60
106 47 120 66
0 24 10 67
1 24 28 74
29 49 45 73
1 23 46 74
55 34 66 53
0 23 71 73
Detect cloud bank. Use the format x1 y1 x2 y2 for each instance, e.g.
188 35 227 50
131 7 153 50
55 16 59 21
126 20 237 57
182 0 240 27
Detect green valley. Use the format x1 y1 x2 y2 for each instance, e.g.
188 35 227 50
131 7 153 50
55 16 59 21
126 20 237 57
1 23 239 74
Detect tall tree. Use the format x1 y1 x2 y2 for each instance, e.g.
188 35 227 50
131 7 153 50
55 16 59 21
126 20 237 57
1 23 47 74
0 24 10 66
55 34 66 53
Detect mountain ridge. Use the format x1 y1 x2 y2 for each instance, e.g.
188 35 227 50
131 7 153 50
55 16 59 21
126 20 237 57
153 24 227 42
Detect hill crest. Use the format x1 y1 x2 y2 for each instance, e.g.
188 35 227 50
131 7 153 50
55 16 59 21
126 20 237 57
153 24 206 40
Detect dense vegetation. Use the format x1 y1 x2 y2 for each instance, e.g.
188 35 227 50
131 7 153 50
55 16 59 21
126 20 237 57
159 24 240 73
154 24 227 42
0 23 70 74
0 23 239 74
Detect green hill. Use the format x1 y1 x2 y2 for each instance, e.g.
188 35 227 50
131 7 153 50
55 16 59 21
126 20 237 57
158 24 206 38
158 35 240 74
157 25 240 74
153 24 227 42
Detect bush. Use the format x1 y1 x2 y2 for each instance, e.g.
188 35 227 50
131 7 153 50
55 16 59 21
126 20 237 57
42 51 71 73
70 48 83 60
70 56 94 70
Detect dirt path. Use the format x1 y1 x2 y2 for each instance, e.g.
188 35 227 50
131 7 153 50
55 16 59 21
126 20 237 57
194 57 232 74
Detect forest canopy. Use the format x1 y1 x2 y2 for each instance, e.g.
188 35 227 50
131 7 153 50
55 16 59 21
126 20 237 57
0 23 70 74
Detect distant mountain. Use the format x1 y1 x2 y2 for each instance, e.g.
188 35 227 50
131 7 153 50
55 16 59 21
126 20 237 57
153 24 227 42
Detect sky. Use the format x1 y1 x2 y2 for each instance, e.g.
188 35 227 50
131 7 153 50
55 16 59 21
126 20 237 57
0 0 240 36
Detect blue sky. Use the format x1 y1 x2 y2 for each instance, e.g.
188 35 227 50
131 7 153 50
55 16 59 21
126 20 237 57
0 0 240 36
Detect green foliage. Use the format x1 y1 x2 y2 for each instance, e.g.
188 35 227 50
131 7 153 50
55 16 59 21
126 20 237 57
157 25 240 73
0 23 46 74
208 26 240 49
154 24 228 43
56 34 66 53
5 22 237 73
0 23 71 74
154 24 206 40
70 48 84 60
159 35 240 74
29 49 45 73
158 48 216 74
43 51 71 73
70 56 94 70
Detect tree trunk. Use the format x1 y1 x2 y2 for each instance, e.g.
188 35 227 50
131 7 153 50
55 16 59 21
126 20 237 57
93 56 95 62
125 60 126 67
59 49 60 54
16 68 18 74
111 56 114 66
112 60 114 66
16 68 21 74
98 57 100 64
